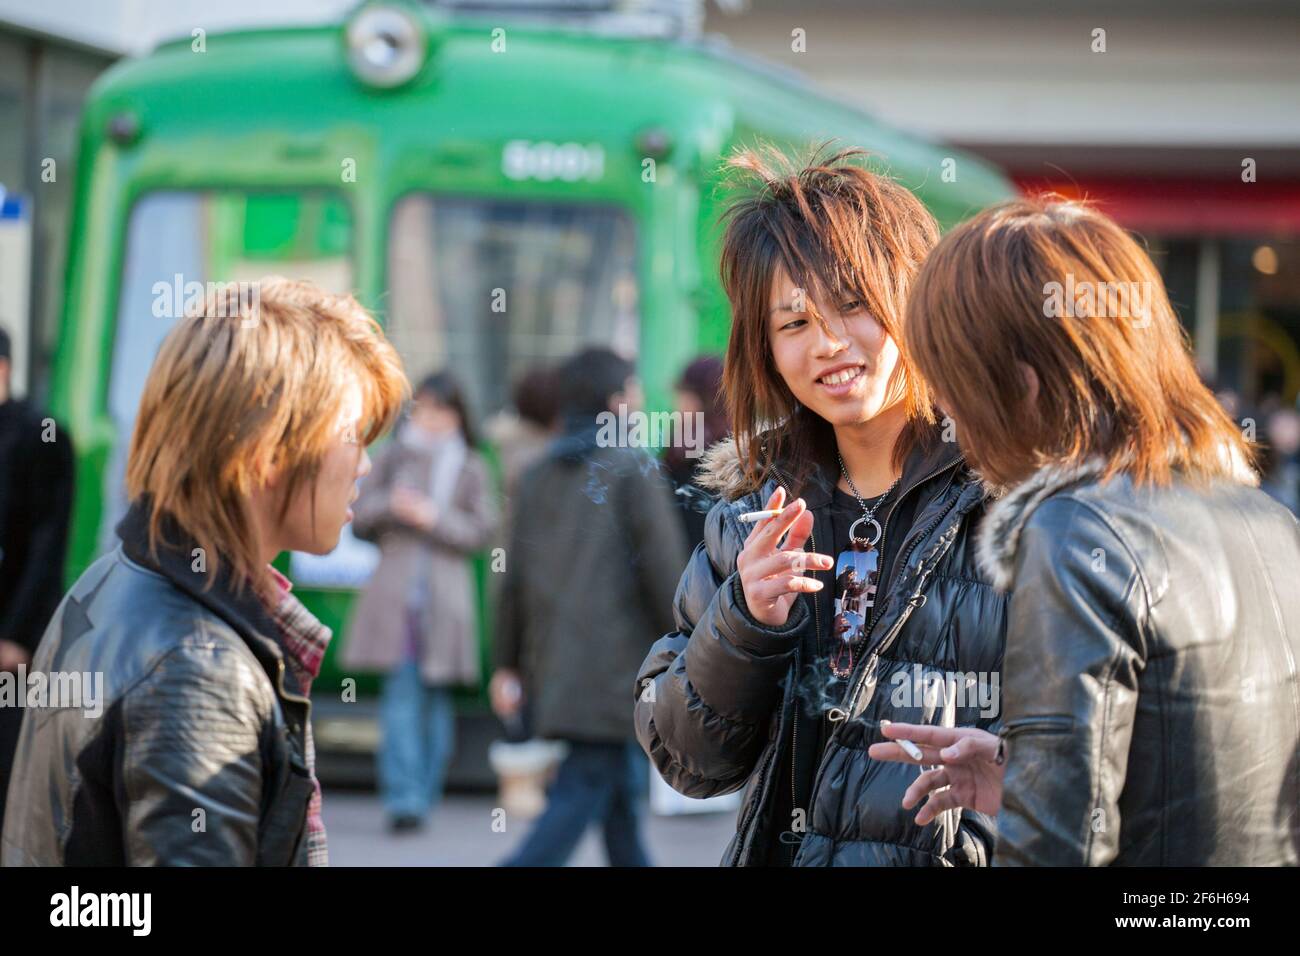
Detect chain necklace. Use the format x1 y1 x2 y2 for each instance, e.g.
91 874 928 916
836 451 900 548
830 451 901 678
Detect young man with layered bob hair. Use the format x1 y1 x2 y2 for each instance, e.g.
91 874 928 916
872 198 1300 865
1 277 407 866
635 144 1009 866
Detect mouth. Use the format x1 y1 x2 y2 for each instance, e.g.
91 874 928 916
816 363 866 394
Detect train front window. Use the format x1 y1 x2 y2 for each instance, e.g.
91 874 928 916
104 190 353 551
385 194 639 418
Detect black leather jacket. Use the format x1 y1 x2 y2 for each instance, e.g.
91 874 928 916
976 457 1300 865
1 502 315 866
635 427 1009 865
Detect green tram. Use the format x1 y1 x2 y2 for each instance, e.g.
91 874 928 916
50 0 1013 780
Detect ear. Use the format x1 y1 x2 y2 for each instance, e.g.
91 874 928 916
258 448 284 488
1017 362 1040 407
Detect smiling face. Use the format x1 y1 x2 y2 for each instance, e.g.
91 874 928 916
767 263 907 429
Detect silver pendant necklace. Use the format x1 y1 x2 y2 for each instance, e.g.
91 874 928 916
830 451 901 678
836 451 900 547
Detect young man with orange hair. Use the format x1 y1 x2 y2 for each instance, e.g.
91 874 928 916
1 278 407 866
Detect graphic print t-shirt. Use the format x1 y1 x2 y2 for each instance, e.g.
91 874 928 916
829 486 888 655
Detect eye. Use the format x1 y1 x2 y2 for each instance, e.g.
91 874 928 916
778 317 807 332
839 300 865 313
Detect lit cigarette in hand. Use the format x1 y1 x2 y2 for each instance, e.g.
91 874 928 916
738 509 785 523
896 739 924 761
880 719 924 761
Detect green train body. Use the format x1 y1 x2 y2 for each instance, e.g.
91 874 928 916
50 1 1014 708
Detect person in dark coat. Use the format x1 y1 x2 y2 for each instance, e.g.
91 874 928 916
1 280 407 866
491 347 688 866
0 326 75 835
662 355 729 551
634 146 1008 866
871 198 1300 865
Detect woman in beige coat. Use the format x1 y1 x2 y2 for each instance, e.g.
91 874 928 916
343 371 498 831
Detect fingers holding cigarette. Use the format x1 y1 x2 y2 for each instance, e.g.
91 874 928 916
867 719 942 765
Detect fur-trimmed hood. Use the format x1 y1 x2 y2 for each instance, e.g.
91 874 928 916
974 448 1259 592
692 427 963 505
693 435 753 502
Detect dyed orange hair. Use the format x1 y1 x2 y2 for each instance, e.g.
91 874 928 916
127 276 408 594
904 197 1255 489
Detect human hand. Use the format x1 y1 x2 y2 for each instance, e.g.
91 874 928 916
0 639 30 672
735 487 833 627
391 486 439 532
868 721 1005 824
489 669 523 720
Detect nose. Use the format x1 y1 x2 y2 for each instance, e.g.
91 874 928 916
811 315 850 359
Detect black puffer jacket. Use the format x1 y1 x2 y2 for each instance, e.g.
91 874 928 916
635 426 1008 865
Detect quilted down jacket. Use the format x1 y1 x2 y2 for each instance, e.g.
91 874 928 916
635 425 1009 865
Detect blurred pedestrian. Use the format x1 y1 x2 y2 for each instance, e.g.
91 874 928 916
491 347 687 866
483 365 560 743
1260 405 1300 513
344 370 499 832
484 364 561 515
872 197 1300 865
662 355 729 551
1 278 407 865
0 326 75 836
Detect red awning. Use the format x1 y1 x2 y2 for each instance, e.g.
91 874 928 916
1013 176 1300 237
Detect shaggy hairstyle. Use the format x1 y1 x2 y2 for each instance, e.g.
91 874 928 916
904 197 1255 489
717 142 941 497
127 276 408 595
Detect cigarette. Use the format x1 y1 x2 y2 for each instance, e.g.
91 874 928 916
880 720 924 761
897 738 924 761
738 509 785 523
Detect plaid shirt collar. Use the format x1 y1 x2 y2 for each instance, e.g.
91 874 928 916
264 565 331 866
266 566 332 684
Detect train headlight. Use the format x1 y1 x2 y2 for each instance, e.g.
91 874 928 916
345 3 428 89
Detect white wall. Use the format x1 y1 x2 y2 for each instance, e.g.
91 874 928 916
704 8 1300 147
0 0 356 55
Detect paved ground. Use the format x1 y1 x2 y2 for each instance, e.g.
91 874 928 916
321 790 739 867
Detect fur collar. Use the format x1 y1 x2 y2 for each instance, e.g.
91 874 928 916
693 435 752 502
974 446 1259 592
693 426 962 504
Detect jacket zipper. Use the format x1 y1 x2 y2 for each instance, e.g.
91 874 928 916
999 715 1074 737
833 465 959 721
768 463 821 864
729 719 779 865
